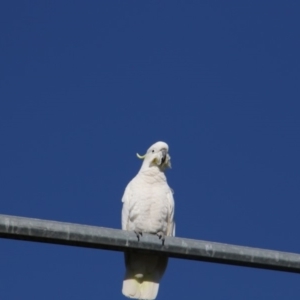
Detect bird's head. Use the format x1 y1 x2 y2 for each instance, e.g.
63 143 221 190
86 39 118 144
137 141 171 170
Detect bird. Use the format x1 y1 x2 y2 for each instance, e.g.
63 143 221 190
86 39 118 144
121 141 175 300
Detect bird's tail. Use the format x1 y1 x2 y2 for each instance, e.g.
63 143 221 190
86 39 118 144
122 276 159 300
122 253 168 300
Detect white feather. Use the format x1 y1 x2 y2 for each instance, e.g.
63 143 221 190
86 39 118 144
121 141 175 299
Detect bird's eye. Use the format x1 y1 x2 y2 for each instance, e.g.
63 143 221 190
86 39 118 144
152 150 155 153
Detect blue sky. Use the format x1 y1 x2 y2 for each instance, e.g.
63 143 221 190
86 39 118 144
1 1 300 299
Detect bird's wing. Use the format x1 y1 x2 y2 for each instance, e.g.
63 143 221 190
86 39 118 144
121 183 132 230
166 188 175 237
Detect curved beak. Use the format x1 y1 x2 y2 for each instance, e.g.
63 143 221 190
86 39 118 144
160 149 167 165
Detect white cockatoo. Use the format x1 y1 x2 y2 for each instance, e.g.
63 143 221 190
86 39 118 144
121 141 175 300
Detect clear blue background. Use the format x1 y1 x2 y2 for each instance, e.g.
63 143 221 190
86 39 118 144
1 1 300 299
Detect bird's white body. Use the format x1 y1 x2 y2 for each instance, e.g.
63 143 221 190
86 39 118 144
121 141 175 300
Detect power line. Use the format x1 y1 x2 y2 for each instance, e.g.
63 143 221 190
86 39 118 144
1 214 300 273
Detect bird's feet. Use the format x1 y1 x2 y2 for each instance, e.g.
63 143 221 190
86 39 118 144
156 231 165 246
134 231 143 242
